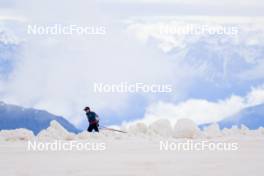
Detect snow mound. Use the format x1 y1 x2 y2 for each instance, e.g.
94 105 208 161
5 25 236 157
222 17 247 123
203 123 222 138
258 127 264 135
37 120 75 140
149 119 173 137
0 128 34 141
126 119 173 137
127 123 148 135
222 128 232 136
173 119 200 138
239 125 263 136
1 119 264 142
222 125 241 136
240 125 250 135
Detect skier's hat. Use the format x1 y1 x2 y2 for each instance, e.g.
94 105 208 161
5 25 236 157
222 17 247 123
84 106 90 111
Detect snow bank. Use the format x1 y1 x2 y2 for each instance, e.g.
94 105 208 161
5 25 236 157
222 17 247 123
148 119 173 137
125 119 264 139
126 119 198 138
0 128 34 141
127 123 148 135
222 125 242 136
239 125 264 136
203 123 222 138
258 127 264 135
76 129 127 140
1 119 264 142
240 125 250 135
76 131 102 140
37 120 75 140
173 118 201 138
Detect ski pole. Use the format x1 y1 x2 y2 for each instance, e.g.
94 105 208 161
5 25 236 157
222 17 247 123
100 126 127 133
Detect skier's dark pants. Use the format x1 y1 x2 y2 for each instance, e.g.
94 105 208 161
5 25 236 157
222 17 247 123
87 124 99 132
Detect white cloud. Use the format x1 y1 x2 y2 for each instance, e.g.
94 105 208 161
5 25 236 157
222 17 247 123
0 0 187 126
128 85 264 125
246 85 264 106
2 33 178 125
0 29 21 45
126 16 264 52
238 61 264 81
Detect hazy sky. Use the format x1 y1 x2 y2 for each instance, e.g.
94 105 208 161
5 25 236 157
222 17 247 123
0 0 264 128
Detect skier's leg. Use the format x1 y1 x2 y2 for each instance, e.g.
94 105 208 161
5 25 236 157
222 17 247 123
94 124 99 132
87 125 93 132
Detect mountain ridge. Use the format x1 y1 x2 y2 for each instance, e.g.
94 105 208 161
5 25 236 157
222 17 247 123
199 103 264 129
0 101 80 134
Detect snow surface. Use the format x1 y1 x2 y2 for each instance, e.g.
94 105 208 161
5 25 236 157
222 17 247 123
0 119 264 176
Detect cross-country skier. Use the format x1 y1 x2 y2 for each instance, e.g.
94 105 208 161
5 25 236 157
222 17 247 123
84 106 99 132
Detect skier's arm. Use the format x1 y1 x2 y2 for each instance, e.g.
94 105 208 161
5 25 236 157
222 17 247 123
95 114 99 121
95 114 99 127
